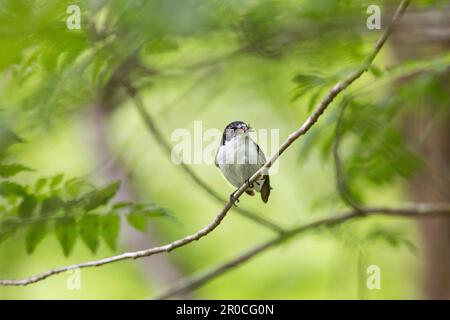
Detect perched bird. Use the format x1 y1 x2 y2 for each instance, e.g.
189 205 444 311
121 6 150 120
215 121 271 203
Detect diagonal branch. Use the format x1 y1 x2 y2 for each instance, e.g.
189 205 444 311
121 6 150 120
154 203 450 299
0 0 411 287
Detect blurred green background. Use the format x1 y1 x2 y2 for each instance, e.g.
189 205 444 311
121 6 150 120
1 0 449 299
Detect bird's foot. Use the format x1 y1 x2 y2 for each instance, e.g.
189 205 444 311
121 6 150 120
229 191 240 206
245 178 254 188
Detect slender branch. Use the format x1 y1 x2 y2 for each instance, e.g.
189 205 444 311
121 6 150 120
153 211 360 300
154 203 450 299
332 98 363 211
0 0 410 287
0 199 234 286
126 87 286 234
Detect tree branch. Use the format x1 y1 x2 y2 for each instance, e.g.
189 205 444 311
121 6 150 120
332 97 363 211
154 203 450 299
0 0 411 287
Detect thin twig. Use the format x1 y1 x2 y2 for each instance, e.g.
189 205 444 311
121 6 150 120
154 203 450 299
0 0 411 286
332 97 363 211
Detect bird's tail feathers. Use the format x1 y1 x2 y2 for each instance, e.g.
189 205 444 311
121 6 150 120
260 176 271 203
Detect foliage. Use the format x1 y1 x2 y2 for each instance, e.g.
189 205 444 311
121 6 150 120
0 134 171 256
1 0 448 255
0 0 449 298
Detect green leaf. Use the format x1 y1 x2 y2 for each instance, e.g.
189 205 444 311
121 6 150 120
144 38 179 54
0 218 20 244
64 178 92 198
0 181 27 198
291 72 335 102
83 181 121 211
40 196 64 217
292 73 328 91
292 74 324 86
307 88 322 112
50 173 64 189
79 214 99 253
135 206 171 218
25 222 47 254
34 178 48 192
101 214 120 251
18 194 37 218
0 163 33 178
0 126 23 151
126 213 148 232
370 65 383 78
112 201 134 209
55 217 77 257
365 228 418 254
126 206 171 232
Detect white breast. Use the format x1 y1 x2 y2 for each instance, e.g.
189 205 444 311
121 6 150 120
216 135 264 189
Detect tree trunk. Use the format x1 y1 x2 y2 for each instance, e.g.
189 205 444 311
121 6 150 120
87 105 192 299
392 8 450 299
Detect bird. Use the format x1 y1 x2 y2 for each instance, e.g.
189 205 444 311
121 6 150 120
215 121 271 203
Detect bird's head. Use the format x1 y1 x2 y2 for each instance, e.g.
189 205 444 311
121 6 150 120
222 121 253 144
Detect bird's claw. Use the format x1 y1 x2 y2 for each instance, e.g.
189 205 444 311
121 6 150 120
229 191 240 206
245 178 254 188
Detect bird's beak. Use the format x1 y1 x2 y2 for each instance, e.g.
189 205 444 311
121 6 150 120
246 126 254 133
